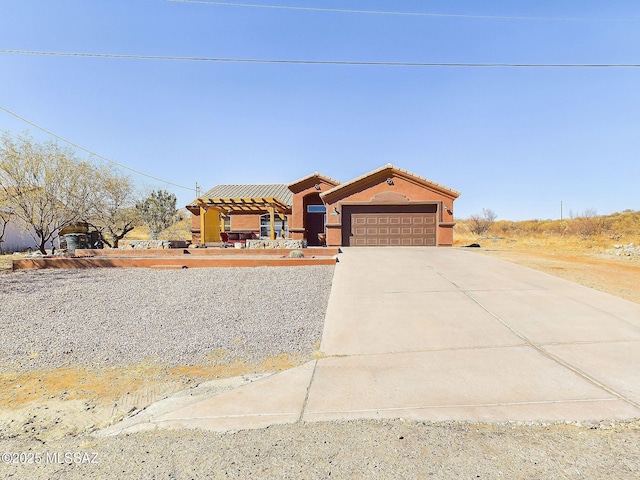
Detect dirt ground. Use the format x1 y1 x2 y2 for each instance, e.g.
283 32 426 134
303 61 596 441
0 353 307 441
474 241 640 305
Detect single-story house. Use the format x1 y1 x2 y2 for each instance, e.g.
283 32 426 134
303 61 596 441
187 164 460 247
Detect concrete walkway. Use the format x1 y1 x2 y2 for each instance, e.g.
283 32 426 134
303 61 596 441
99 248 640 436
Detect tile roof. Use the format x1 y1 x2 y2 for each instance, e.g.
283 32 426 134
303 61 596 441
288 172 341 189
192 184 293 206
321 164 461 199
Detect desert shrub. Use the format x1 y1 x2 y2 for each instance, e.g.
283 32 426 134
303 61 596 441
493 220 515 235
468 208 497 235
547 220 569 236
567 209 610 238
607 210 640 237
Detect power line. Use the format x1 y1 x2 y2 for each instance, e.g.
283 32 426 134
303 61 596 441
166 0 640 23
0 105 196 192
1 50 639 68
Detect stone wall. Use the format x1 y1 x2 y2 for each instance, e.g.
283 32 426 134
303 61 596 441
119 240 173 250
245 239 307 249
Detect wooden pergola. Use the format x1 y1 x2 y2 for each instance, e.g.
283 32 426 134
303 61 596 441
194 197 290 242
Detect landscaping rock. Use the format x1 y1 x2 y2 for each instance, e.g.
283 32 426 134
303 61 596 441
607 242 640 258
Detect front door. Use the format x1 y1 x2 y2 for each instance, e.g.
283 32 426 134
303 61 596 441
305 205 326 246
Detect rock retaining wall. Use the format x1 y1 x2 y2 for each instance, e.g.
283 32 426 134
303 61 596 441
245 239 307 249
119 240 173 250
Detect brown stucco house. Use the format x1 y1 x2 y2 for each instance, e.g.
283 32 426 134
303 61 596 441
187 164 460 247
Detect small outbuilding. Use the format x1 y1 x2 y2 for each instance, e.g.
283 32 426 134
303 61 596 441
189 164 460 247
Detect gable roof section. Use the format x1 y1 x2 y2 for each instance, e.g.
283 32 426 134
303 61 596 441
190 184 293 207
320 164 461 202
288 172 341 193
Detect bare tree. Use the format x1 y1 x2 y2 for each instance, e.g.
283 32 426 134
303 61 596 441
85 165 139 248
469 208 497 235
0 133 94 253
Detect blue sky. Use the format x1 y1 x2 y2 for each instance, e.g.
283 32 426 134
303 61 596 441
1 0 639 220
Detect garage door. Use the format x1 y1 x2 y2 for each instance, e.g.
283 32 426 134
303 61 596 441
347 206 437 246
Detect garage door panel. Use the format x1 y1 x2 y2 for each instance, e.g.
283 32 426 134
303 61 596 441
349 209 437 247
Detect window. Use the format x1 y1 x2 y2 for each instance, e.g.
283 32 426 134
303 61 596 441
307 205 326 213
223 216 231 231
260 214 288 238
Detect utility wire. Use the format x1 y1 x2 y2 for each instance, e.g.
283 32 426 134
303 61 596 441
0 105 196 192
167 0 640 23
0 50 639 67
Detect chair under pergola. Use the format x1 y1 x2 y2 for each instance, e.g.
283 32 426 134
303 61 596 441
194 196 290 243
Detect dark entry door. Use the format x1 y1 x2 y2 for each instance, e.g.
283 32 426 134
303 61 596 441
306 209 325 246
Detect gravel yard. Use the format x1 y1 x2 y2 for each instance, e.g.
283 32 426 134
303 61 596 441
1 257 639 478
0 266 335 372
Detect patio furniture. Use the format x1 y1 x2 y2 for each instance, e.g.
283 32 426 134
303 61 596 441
221 231 259 247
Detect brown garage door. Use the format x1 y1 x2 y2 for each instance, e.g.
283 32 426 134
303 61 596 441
346 205 437 246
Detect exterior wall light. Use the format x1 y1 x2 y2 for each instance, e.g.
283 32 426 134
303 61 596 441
314 183 321 191
386 177 394 185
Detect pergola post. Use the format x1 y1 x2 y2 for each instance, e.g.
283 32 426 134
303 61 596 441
199 206 206 246
199 205 221 244
267 206 276 240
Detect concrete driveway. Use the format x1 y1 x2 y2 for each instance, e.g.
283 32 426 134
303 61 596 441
100 248 640 435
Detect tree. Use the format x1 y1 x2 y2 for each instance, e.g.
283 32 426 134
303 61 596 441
469 208 497 235
86 166 139 248
0 197 12 254
0 133 94 253
136 189 178 240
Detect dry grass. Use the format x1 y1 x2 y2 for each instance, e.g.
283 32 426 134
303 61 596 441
455 210 640 250
0 253 25 271
0 353 307 411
